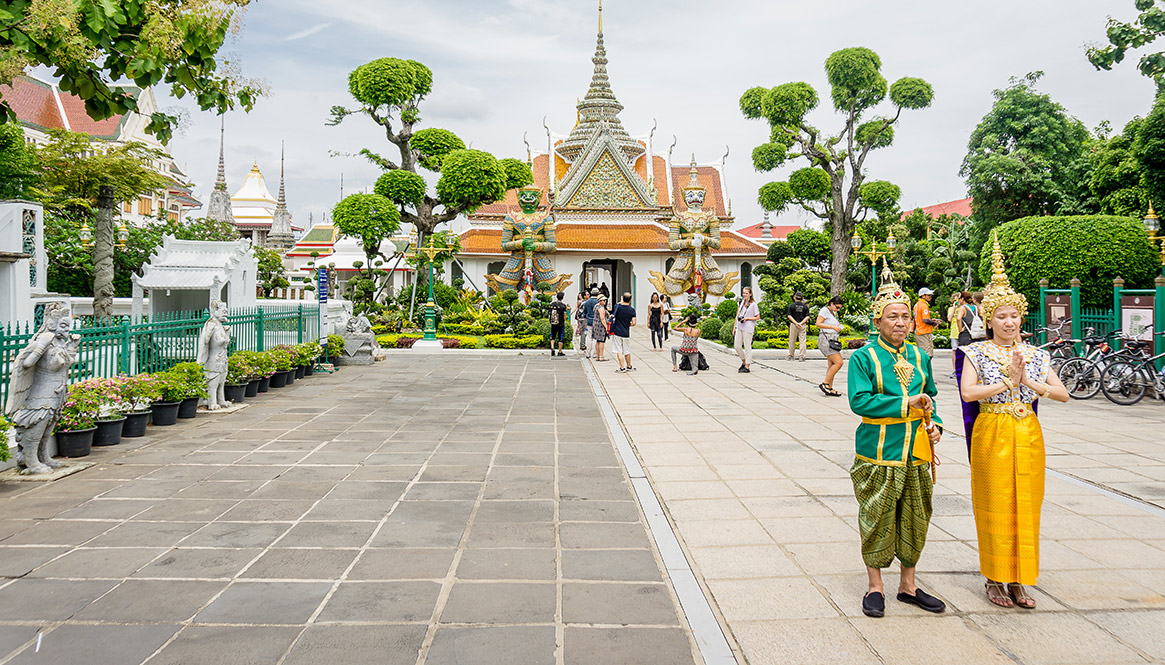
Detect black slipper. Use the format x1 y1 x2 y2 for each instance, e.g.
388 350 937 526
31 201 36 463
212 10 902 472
862 591 885 618
896 588 945 613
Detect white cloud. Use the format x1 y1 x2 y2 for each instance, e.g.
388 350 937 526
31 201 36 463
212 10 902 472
283 22 332 42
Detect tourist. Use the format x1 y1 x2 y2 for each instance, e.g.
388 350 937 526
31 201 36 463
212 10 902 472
592 295 609 361
670 313 702 375
786 292 811 362
660 298 672 340
734 287 760 373
816 296 845 397
959 233 1068 610
648 292 664 351
581 288 599 358
913 287 942 357
599 283 610 299
574 293 587 356
548 292 569 357
610 292 637 372
946 294 963 374
847 266 944 619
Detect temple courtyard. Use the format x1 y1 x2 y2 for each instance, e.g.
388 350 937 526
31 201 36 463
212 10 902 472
0 341 1163 665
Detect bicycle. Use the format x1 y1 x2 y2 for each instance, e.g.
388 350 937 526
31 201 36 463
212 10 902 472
1098 332 1165 405
1057 330 1146 400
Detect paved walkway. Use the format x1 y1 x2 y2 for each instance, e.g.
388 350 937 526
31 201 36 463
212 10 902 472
0 357 699 665
592 333 1165 665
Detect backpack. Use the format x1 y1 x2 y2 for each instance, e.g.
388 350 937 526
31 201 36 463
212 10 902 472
968 305 986 340
549 304 562 326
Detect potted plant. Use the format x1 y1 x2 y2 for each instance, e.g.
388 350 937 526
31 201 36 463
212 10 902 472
225 353 253 403
273 345 297 385
239 351 263 397
252 351 276 393
326 333 344 369
300 341 322 376
89 378 128 447
149 371 186 426
168 362 209 418
116 374 162 437
267 347 294 388
0 413 12 464
55 382 105 457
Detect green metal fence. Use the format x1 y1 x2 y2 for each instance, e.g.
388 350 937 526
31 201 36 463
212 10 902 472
1079 307 1116 336
1 304 319 407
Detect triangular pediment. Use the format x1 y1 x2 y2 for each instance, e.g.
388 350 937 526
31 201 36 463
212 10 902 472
557 130 656 210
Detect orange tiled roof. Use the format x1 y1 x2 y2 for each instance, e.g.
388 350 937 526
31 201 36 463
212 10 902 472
1 76 126 139
672 166 727 218
459 222 765 256
735 223 803 240
906 197 973 219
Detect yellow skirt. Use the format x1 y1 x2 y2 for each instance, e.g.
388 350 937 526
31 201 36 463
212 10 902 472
970 411 1045 585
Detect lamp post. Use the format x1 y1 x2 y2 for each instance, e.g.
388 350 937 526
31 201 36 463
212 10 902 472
1144 205 1165 277
410 234 447 350
851 230 897 331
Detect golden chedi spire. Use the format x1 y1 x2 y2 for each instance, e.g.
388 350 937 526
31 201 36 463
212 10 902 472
980 229 1028 320
871 258 912 319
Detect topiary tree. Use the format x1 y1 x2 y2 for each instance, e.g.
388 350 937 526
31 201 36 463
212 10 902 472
332 193 400 314
741 47 932 294
983 215 1159 308
329 57 532 239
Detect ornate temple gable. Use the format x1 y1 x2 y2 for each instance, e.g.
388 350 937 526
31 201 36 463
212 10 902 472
557 129 657 209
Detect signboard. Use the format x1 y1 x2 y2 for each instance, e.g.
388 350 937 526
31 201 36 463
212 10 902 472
318 267 328 343
1121 294 1155 341
1044 293 1071 336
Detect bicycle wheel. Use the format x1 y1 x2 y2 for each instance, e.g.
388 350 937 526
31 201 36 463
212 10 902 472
1058 358 1101 400
1100 361 1148 406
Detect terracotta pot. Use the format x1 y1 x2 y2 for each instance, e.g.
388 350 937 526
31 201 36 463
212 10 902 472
225 383 247 403
122 411 150 437
177 397 199 418
93 417 126 446
150 401 180 426
56 427 95 457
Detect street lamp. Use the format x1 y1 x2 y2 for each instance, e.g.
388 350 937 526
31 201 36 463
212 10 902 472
79 221 93 248
116 221 129 249
1144 205 1165 276
852 230 897 333
412 234 447 349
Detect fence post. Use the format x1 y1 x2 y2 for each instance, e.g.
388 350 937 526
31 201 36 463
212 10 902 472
1038 279 1049 345
119 317 132 375
1156 275 1165 371
257 307 265 352
1113 277 1124 351
1070 278 1082 352
297 304 304 344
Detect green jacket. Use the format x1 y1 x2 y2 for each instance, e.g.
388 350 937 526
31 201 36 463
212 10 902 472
847 336 942 466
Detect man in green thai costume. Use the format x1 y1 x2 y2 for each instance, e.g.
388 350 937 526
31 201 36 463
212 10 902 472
847 261 945 618
484 184 570 298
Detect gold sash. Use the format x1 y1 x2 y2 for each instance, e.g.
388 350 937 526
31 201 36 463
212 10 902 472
861 408 933 462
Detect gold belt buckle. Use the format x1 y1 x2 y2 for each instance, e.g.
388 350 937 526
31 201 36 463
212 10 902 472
1009 402 1030 420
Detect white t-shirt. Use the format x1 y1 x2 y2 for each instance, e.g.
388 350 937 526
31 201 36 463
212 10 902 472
818 307 840 335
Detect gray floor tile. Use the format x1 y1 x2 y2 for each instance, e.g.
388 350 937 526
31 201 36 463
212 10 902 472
426 626 556 665
316 581 441 622
0 626 37 661
181 521 292 548
562 549 663 582
84 521 205 547
74 579 227 622
0 546 69 577
276 521 378 548
372 521 467 548
28 546 166 579
196 581 331 624
562 583 680 625
347 548 457 580
147 625 301 665
282 625 426 665
440 582 556 624
456 548 557 580
0 579 118 620
241 548 359 580
563 627 697 665
134 548 262 579
560 522 654 549
466 522 556 548
6 624 180 665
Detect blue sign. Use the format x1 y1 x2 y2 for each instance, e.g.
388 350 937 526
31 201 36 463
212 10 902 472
318 268 328 303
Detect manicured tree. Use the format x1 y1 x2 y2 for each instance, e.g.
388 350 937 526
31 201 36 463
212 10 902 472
254 246 288 297
960 73 1094 250
741 47 932 294
0 0 260 143
332 193 400 314
1088 0 1165 82
329 57 532 238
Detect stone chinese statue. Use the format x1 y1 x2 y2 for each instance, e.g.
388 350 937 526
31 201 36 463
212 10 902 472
485 185 571 299
197 300 232 410
338 313 376 365
649 159 738 307
4 303 80 474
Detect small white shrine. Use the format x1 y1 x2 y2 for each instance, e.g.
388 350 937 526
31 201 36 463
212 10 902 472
132 236 257 319
0 200 47 324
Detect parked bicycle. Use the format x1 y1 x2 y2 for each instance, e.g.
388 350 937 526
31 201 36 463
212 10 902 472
1098 331 1165 405
1057 330 1147 400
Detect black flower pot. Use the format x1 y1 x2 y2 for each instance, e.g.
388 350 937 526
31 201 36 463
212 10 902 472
225 383 247 402
151 401 180 426
56 428 95 457
303 364 314 377
245 379 260 397
269 370 288 388
177 397 199 419
123 411 150 437
284 369 296 385
93 417 126 446
257 376 271 393
295 365 306 379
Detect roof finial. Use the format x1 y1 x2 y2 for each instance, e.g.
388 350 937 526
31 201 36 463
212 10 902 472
598 0 603 33
214 116 227 192
277 141 287 206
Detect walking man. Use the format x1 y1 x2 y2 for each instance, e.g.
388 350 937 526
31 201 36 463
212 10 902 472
580 288 599 358
786 292 811 361
848 264 945 618
913 287 942 357
610 292 637 373
548 292 569 357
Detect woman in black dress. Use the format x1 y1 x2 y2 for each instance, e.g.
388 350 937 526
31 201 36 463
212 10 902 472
648 292 664 351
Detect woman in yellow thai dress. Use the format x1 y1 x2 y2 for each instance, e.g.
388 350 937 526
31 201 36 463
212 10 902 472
959 232 1069 609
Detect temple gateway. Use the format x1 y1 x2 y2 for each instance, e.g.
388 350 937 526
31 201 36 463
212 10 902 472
451 17 766 307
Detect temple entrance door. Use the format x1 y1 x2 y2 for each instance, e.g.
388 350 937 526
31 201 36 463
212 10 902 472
581 260 615 298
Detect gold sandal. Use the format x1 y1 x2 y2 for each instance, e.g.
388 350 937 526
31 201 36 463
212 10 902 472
1008 583 1036 609
985 580 1014 608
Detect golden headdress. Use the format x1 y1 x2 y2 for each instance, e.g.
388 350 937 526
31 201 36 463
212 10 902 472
871 259 912 318
979 229 1028 321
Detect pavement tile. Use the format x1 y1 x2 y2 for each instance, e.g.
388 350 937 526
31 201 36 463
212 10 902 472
276 521 378 548
0 546 70 577
5 624 180 665
372 521 467 548
283 625 426 665
241 548 359 580
563 627 697 665
196 581 331 624
441 582 556 623
465 522 556 548
688 545 802 579
426 626 555 665
316 581 442 622
971 612 1145 664
0 578 118 620
28 546 165 579
1087 610 1165 661
348 548 457 580
147 625 301 665
74 579 227 622
560 521 655 549
731 618 879 665
706 577 839 620
561 583 680 625
134 547 262 579
182 521 292 548
456 548 557 580
562 549 663 582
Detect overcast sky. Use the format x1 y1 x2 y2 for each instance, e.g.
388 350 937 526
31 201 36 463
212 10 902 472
164 0 1156 232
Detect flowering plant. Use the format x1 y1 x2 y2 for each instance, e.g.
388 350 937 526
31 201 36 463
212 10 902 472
268 347 293 372
151 371 188 403
227 353 256 384
166 362 209 400
0 414 11 462
114 374 162 412
293 341 321 366
248 350 277 377
55 381 107 432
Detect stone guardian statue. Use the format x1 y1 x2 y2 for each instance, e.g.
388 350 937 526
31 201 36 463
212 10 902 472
197 300 232 410
484 185 572 299
4 303 80 474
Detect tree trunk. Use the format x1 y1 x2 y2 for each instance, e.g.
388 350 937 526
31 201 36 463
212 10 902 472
828 225 852 297
92 185 116 320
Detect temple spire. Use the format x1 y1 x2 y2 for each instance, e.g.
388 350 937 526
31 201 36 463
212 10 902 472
598 0 603 33
206 116 234 225
267 141 295 253
214 117 227 192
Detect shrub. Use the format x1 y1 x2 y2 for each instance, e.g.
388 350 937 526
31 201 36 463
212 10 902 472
0 414 10 461
56 382 108 432
484 334 542 349
533 319 573 348
167 362 209 400
326 333 345 359
719 319 736 345
376 333 477 348
227 354 255 384
114 374 162 412
441 322 485 335
985 215 1159 308
699 317 722 341
151 371 188 403
716 299 739 321
267 347 294 372
934 335 951 349
247 350 277 377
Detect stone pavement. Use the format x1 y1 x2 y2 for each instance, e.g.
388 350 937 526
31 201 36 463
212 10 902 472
592 333 1165 665
0 357 701 665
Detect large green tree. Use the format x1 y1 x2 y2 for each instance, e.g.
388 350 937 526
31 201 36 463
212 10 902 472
1088 0 1165 82
331 192 400 314
33 129 169 215
0 120 35 198
328 57 532 238
960 73 1094 250
740 47 933 294
0 0 260 143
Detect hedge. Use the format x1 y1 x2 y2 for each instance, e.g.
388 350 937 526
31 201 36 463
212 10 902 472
441 323 485 335
484 334 542 349
985 215 1159 309
375 334 478 348
699 318 723 340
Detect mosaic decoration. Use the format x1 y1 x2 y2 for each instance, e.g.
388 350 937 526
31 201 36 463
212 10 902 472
22 208 36 287
565 152 647 209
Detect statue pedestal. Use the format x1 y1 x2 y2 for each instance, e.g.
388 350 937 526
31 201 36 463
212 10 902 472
411 339 443 351
0 461 95 481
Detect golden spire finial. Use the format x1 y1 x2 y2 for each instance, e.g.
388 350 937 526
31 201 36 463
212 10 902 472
1148 201 1158 219
598 0 603 33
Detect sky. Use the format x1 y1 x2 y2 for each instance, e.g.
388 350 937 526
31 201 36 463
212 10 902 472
163 0 1157 233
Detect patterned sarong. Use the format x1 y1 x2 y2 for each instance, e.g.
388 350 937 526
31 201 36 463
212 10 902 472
851 459 933 568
